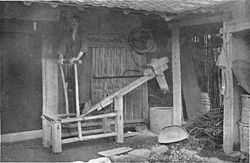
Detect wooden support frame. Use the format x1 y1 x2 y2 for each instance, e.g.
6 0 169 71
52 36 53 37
171 26 182 125
41 57 169 153
41 111 120 153
169 13 231 28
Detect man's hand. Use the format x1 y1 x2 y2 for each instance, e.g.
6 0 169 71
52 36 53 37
69 57 77 64
77 51 85 60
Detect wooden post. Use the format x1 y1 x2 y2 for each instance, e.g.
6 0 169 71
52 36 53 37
223 24 234 154
171 26 182 125
114 96 124 143
59 63 69 114
74 64 83 140
42 116 51 148
52 121 62 153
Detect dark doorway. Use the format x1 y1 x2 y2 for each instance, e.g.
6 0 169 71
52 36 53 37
0 32 42 134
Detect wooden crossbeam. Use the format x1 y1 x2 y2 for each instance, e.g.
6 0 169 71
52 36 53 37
61 113 117 123
62 132 117 144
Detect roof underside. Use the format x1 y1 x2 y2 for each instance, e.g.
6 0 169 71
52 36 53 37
58 0 234 13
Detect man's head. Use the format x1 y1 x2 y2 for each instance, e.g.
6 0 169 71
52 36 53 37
71 15 80 31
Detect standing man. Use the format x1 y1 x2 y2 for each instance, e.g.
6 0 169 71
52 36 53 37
58 15 88 113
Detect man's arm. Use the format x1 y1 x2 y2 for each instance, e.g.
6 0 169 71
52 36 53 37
70 31 88 63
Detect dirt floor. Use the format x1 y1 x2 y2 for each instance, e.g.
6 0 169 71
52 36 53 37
1 133 248 162
1 134 158 162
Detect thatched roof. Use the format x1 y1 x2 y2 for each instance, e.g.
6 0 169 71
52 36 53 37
57 0 234 13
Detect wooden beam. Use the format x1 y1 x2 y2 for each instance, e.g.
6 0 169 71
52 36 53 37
169 14 231 28
62 132 117 144
223 24 234 154
98 147 133 157
171 26 182 125
61 113 117 123
42 114 57 121
115 96 124 143
62 129 105 138
224 18 250 33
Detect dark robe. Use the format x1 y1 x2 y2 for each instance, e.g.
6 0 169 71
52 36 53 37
58 29 88 112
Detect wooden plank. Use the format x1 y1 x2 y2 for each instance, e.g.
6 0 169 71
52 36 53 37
171 27 182 125
62 129 104 138
63 121 103 128
85 76 151 115
62 132 117 144
222 27 234 154
63 118 145 129
84 113 117 121
181 43 202 119
115 96 124 143
57 113 76 118
42 113 57 121
61 113 117 123
98 147 133 157
169 14 231 28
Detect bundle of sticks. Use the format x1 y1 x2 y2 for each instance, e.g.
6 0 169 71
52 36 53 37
183 108 223 149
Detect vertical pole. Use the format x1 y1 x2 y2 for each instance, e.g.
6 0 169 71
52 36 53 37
42 116 51 148
171 26 183 125
52 121 62 153
115 96 124 143
74 63 83 140
223 23 234 154
59 64 69 114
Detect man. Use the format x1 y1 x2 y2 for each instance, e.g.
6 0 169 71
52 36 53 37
58 15 88 113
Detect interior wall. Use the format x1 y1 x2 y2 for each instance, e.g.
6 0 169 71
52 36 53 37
0 2 59 133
